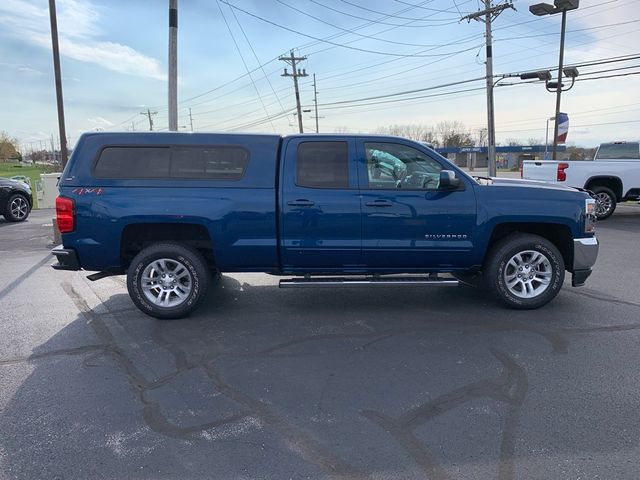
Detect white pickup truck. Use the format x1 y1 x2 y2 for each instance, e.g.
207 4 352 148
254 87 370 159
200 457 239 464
522 141 640 219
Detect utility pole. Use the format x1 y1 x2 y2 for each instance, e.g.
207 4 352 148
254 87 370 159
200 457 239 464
461 1 514 177
168 0 178 131
140 108 158 131
279 50 308 133
48 0 69 167
131 121 136 132
312 73 319 133
50 134 56 164
189 107 194 132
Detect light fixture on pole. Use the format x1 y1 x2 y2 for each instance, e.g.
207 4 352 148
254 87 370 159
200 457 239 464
529 0 580 160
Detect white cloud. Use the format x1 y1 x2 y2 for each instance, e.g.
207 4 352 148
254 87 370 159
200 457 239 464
87 116 114 126
0 0 164 80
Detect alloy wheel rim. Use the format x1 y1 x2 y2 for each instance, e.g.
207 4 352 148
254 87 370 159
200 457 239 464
503 250 552 299
141 258 193 308
594 192 612 217
10 197 28 219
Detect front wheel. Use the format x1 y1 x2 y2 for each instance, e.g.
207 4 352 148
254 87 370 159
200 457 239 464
485 234 565 309
127 243 210 319
4 194 31 222
591 186 616 220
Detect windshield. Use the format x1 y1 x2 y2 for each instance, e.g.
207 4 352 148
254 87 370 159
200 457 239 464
595 143 640 160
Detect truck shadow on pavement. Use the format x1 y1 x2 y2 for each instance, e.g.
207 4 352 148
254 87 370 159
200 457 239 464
2 274 640 479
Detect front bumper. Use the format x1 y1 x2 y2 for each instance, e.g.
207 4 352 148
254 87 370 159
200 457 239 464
572 237 598 287
51 245 81 271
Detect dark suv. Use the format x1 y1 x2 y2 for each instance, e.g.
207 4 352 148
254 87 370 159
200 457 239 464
0 178 33 222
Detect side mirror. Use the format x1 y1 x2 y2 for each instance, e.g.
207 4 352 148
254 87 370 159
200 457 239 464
439 170 461 189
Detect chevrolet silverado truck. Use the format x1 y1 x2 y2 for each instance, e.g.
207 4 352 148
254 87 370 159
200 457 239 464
52 132 599 319
522 141 640 220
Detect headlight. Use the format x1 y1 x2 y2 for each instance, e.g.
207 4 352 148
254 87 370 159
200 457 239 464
585 198 596 233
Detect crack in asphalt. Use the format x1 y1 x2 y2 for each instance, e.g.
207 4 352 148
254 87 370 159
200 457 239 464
362 349 528 480
48 274 640 479
565 287 640 309
0 254 51 302
61 282 254 441
64 280 365 478
0 344 109 366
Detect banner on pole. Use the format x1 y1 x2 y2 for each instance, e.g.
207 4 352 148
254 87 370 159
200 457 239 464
556 112 569 144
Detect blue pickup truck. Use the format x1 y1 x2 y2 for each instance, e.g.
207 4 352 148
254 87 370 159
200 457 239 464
52 132 598 319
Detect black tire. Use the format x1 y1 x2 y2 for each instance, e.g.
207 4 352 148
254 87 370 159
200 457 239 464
3 194 31 222
126 243 209 320
485 233 565 309
591 186 616 220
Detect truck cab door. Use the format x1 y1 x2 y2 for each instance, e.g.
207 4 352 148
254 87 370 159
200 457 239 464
357 139 477 270
280 137 362 271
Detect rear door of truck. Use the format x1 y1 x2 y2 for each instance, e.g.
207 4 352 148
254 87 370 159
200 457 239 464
279 136 362 271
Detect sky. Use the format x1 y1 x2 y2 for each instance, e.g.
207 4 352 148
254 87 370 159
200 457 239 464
0 0 639 151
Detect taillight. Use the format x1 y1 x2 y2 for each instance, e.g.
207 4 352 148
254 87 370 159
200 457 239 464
56 196 75 233
557 162 569 182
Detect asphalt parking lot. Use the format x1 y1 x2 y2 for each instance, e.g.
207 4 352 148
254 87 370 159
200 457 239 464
1 205 640 480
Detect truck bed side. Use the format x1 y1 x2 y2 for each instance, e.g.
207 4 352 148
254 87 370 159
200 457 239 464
58 133 281 273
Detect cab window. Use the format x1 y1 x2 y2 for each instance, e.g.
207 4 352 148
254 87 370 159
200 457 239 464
365 142 443 190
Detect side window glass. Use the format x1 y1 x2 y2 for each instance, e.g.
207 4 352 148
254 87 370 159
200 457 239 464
171 147 248 179
296 141 349 188
94 147 171 178
365 142 443 190
94 146 248 180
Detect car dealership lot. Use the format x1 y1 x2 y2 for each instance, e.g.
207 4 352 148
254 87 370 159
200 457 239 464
1 207 640 479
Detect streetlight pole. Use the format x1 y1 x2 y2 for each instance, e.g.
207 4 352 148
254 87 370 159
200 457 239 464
530 1 579 159
551 10 567 160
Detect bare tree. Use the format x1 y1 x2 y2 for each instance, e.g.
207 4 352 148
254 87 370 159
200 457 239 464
526 137 543 146
0 131 19 162
436 121 473 147
333 126 350 133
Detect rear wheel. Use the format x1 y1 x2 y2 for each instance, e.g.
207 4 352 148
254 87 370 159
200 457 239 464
126 243 209 319
3 194 30 222
591 186 616 220
485 233 565 309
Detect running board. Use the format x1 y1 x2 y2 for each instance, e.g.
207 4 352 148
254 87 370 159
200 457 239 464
279 276 459 288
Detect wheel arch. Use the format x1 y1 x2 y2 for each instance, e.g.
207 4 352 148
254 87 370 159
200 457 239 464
584 176 623 200
120 222 216 271
485 222 574 272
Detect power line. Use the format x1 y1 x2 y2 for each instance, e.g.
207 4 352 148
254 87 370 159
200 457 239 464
309 0 458 28
228 3 293 131
219 0 480 58
495 18 640 42
215 0 276 131
274 0 463 48
343 0 464 18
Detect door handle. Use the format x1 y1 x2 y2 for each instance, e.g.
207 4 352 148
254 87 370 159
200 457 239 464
287 199 315 207
365 200 393 207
